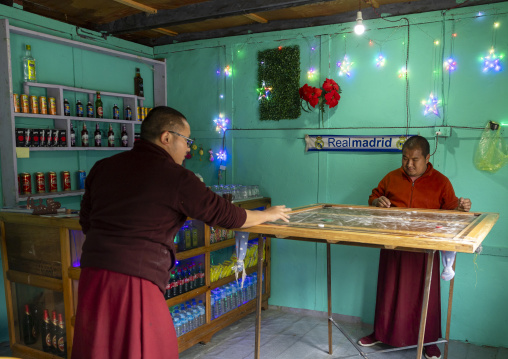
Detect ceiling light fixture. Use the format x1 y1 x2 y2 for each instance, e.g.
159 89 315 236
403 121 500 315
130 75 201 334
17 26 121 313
354 0 365 35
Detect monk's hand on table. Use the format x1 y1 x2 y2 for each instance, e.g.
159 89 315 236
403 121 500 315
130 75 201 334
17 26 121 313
265 205 292 222
457 197 471 212
374 196 391 208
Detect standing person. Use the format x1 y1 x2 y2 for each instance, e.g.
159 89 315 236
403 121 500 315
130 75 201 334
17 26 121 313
73 106 291 359
358 135 471 359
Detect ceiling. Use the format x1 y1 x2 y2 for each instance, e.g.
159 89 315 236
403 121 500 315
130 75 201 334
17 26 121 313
4 0 507 46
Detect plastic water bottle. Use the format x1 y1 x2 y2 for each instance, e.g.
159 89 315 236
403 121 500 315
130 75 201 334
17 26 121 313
221 288 229 314
225 286 233 312
173 316 182 337
197 300 206 326
252 273 258 298
174 310 187 335
231 283 238 308
188 305 199 329
216 292 223 317
211 294 216 319
186 308 195 332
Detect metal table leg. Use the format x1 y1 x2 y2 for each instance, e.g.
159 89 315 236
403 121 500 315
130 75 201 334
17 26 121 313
327 243 333 354
443 259 457 359
254 234 265 359
416 250 436 359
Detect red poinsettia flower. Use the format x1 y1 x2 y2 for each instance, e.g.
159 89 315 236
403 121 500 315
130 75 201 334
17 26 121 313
322 78 339 93
324 90 341 108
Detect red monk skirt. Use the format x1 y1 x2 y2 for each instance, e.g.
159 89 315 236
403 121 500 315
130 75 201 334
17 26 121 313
72 267 178 359
373 249 441 347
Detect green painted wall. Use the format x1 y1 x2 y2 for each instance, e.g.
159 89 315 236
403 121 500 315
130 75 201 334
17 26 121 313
0 1 507 350
157 3 508 348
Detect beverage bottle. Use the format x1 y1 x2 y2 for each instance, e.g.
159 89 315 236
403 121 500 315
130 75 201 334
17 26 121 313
231 283 238 308
41 309 52 352
70 123 76 147
176 269 183 296
56 313 66 358
86 101 94 118
185 307 195 332
51 310 58 354
184 226 192 250
183 266 189 293
188 264 195 291
197 300 206 326
191 225 199 248
112 104 120 119
125 106 132 121
175 310 187 335
120 124 129 147
169 270 177 298
108 124 115 147
164 280 171 300
94 123 102 147
134 68 144 97
22 304 36 345
76 100 84 117
210 294 216 319
95 91 103 118
81 123 89 147
23 44 37 82
197 263 205 287
63 98 70 116
173 316 182 337
188 305 199 329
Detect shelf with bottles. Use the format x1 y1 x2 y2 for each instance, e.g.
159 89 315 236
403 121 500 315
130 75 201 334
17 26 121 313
165 255 206 303
11 282 68 358
170 295 207 339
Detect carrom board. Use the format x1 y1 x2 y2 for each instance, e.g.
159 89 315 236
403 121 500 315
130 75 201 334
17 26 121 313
244 204 499 253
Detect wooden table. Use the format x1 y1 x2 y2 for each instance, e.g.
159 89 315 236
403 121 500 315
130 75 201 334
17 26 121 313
239 204 499 359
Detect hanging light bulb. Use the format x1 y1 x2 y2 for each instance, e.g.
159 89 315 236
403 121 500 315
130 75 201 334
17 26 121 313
354 11 365 35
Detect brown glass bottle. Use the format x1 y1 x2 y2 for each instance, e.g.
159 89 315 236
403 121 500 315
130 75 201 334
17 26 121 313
121 124 128 147
41 309 52 352
22 304 36 345
94 123 102 147
108 124 115 147
95 91 103 118
56 313 66 358
81 123 89 147
134 68 144 97
51 310 58 354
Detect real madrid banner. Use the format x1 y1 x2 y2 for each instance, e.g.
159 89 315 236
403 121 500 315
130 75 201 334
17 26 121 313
305 135 413 152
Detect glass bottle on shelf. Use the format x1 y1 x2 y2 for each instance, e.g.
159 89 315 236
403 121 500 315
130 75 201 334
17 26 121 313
81 123 89 147
56 313 66 358
23 44 37 82
108 124 115 147
112 104 120 120
51 310 58 353
63 98 70 116
121 124 128 147
22 304 36 345
95 91 103 118
76 100 84 117
94 123 102 147
86 101 94 118
125 105 132 121
70 123 76 147
41 309 52 352
134 68 144 97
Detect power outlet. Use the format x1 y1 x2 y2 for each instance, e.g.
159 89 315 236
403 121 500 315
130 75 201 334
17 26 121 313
434 127 451 137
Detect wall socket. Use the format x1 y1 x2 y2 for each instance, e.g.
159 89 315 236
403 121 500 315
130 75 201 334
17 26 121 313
434 127 451 137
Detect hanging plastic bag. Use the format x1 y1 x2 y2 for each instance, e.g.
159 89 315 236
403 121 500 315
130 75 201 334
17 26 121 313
474 121 508 173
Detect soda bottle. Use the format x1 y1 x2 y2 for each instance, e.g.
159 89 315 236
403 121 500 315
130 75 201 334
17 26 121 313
63 98 70 116
165 280 171 300
169 270 177 298
95 91 103 118
41 309 52 352
56 313 66 358
183 266 189 293
94 123 102 147
108 124 115 147
70 123 76 147
81 123 89 147
112 104 120 119
191 226 199 248
197 263 205 287
134 68 144 97
176 269 183 296
22 304 36 345
86 101 94 118
125 106 132 121
23 44 37 82
76 100 84 117
51 310 58 353
188 264 195 291
121 124 128 147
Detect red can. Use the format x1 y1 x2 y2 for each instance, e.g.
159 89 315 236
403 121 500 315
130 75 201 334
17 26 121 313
48 97 56 115
39 96 48 115
13 93 20 112
35 172 45 193
21 94 29 113
61 171 71 191
19 173 31 195
48 171 57 192
30 95 38 114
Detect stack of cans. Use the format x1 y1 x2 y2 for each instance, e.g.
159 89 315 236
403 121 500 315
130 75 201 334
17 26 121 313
15 128 67 147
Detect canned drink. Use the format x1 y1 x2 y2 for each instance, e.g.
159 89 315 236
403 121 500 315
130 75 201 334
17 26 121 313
137 107 141 121
35 172 45 193
48 97 56 115
21 94 29 113
61 171 71 191
30 95 38 114
13 94 20 112
31 129 40 147
143 107 148 120
23 128 32 147
19 173 32 195
15 128 25 147
39 96 48 115
47 172 57 192
39 129 47 147
77 170 86 190
59 129 67 147
52 129 60 147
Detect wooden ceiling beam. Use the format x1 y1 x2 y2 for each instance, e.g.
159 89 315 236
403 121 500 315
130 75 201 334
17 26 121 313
113 0 157 14
97 0 340 35
153 28 178 36
244 13 268 24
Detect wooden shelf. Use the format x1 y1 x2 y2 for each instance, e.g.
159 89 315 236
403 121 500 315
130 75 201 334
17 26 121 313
165 285 208 307
6 270 63 291
210 264 263 289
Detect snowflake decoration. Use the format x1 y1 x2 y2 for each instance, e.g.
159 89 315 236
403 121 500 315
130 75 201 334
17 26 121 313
337 55 353 77
216 150 227 162
376 54 386 67
444 58 457 72
481 48 503 72
257 81 273 101
421 93 441 117
213 114 229 134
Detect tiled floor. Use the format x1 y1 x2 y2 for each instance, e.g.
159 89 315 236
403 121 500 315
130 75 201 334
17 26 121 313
179 307 508 359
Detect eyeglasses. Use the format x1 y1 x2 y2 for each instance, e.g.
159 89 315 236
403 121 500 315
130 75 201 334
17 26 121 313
167 130 194 147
